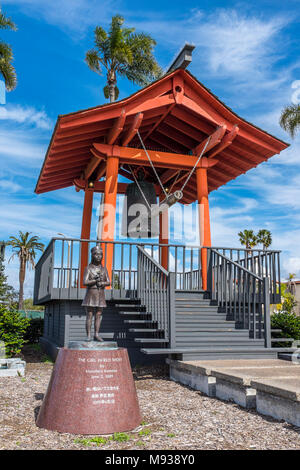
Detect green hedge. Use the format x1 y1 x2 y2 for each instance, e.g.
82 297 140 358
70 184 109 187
271 311 300 342
0 305 30 357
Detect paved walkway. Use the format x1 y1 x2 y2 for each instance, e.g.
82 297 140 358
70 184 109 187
168 358 300 426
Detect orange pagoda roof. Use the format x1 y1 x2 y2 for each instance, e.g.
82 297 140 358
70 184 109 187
35 69 289 204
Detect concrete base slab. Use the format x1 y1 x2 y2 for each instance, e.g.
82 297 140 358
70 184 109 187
255 389 300 427
0 358 26 377
167 359 216 397
215 378 256 408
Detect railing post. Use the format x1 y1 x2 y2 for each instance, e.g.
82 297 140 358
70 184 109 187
263 277 271 348
168 272 176 348
207 248 213 294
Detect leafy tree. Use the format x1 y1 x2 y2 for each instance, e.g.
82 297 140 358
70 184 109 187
276 283 297 314
238 229 257 250
85 14 163 102
0 246 17 306
7 232 44 310
0 304 30 357
0 6 17 91
257 229 272 250
280 104 300 138
23 298 44 312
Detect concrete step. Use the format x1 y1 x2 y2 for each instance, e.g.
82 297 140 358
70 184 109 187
141 346 291 356
134 338 169 343
176 314 229 320
175 299 218 305
271 338 294 343
115 306 146 312
176 328 246 333
128 329 162 333
123 320 157 325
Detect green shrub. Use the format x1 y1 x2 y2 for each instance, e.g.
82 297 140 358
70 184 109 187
24 318 44 343
0 305 30 357
271 311 300 342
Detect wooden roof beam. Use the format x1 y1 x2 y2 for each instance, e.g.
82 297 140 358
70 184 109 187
207 125 239 158
121 112 143 146
95 160 107 180
193 125 227 156
92 143 219 171
84 150 104 180
143 104 175 142
73 178 161 195
164 114 205 142
107 109 126 144
157 123 197 149
149 133 187 153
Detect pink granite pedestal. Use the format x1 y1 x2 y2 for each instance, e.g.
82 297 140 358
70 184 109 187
36 347 141 435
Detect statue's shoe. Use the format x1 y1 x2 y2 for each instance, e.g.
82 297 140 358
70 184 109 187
94 335 104 342
86 336 93 342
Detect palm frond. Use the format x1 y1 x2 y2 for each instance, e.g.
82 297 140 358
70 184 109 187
0 9 17 31
85 49 102 75
279 104 300 138
85 15 162 101
0 41 17 90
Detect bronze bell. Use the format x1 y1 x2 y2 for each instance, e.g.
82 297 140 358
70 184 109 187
122 168 159 238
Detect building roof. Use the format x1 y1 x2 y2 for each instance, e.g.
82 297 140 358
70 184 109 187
35 69 289 204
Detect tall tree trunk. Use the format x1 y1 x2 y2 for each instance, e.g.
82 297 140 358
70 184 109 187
18 258 26 310
109 83 115 103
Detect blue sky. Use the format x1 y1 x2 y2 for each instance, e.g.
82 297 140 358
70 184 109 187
1 0 300 296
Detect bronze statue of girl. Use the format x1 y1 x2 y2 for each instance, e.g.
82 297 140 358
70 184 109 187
81 245 110 341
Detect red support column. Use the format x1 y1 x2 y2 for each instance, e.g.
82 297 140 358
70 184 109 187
101 155 119 283
159 194 169 271
80 188 94 286
196 166 211 291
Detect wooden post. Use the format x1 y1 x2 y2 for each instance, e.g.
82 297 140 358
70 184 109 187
196 166 211 291
80 188 94 286
101 155 119 282
159 194 169 271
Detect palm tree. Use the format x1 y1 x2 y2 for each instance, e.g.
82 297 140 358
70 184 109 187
0 6 17 91
8 232 44 310
85 14 162 102
279 104 300 138
286 273 296 296
257 229 272 250
238 229 258 250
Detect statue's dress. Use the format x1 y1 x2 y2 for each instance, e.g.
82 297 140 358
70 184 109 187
81 263 110 308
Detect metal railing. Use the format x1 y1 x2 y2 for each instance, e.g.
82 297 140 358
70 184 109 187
207 249 271 347
207 247 281 303
34 238 206 303
137 246 174 342
34 238 281 310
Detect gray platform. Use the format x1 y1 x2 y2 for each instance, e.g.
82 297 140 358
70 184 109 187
168 358 300 426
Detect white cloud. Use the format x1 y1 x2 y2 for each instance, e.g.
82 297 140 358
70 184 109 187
0 179 22 192
2 0 117 33
0 105 52 130
0 129 47 165
193 10 286 77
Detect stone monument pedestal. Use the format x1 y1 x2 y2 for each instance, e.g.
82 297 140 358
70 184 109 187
36 343 141 435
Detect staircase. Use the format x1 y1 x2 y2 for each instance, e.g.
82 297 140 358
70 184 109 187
132 246 296 361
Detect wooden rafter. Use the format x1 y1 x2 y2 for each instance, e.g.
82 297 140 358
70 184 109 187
143 104 175 142
107 109 126 144
121 112 143 146
84 150 104 180
193 125 227 156
207 125 239 158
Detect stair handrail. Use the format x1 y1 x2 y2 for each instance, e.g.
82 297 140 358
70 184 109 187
208 248 271 348
137 246 174 345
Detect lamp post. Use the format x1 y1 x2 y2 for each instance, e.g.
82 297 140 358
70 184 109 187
57 233 71 288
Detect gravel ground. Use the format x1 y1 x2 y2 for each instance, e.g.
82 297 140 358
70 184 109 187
0 346 300 450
